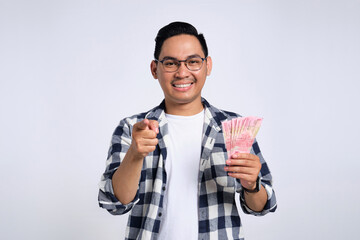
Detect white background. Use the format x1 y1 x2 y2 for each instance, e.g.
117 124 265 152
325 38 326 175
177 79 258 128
1 0 359 239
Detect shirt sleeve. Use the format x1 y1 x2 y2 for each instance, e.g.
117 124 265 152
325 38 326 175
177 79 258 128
98 118 140 215
236 139 277 216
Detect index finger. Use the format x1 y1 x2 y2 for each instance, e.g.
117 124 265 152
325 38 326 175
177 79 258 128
148 120 159 134
231 153 258 160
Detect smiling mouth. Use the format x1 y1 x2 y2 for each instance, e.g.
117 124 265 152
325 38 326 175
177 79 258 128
172 83 193 88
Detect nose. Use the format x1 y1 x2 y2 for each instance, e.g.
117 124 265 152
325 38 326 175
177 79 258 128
174 61 190 78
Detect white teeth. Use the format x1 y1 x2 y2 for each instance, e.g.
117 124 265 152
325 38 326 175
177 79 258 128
174 83 192 88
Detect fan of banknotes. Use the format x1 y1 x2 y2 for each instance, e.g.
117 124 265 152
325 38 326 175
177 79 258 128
221 116 263 158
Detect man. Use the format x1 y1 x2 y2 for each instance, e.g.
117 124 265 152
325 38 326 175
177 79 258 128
98 22 277 240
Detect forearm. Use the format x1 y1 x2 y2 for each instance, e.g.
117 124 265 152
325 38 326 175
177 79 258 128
243 186 268 212
112 149 144 205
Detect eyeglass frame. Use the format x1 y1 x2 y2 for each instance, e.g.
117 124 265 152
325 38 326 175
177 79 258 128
154 56 207 72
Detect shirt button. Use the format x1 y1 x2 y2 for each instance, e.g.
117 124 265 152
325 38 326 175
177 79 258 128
162 186 166 191
158 212 162 217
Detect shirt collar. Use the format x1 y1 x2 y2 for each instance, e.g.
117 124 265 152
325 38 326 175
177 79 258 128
144 97 223 132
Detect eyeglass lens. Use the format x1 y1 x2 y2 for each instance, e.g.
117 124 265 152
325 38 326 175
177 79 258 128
162 57 204 72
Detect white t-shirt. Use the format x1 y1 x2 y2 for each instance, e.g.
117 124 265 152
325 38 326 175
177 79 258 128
158 110 204 240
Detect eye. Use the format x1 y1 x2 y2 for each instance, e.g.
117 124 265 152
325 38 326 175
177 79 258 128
187 58 202 66
163 60 178 67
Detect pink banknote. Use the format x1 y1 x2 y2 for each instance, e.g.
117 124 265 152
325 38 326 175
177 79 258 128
222 116 263 158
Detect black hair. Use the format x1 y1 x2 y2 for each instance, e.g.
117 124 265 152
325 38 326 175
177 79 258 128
154 22 208 60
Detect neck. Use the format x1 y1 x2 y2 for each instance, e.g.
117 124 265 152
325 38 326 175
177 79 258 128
164 98 204 116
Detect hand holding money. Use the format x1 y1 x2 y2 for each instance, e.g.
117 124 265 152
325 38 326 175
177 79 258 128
222 116 263 189
225 153 261 190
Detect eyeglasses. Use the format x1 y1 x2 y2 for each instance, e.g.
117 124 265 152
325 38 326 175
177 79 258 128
155 56 206 72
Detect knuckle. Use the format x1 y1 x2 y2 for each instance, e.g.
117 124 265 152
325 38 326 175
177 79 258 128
150 131 157 138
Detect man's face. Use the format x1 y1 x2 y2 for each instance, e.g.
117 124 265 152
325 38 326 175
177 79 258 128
151 34 212 113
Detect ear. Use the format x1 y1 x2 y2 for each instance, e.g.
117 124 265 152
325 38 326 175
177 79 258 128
150 61 158 79
205 56 212 76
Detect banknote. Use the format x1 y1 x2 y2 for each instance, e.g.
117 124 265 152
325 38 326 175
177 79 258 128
222 116 263 158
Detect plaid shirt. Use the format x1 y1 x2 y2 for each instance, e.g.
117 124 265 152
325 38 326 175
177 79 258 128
98 98 277 240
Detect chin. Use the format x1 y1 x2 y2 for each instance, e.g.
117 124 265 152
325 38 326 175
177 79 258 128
171 95 201 105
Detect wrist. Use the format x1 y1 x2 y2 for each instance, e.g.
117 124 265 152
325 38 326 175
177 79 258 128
243 176 261 193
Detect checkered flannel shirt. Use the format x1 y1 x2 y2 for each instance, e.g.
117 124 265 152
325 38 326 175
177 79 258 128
98 98 277 240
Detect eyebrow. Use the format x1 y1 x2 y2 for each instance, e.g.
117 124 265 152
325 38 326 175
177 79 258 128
160 54 203 61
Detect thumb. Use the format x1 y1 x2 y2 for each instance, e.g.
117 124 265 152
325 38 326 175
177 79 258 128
135 119 150 130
